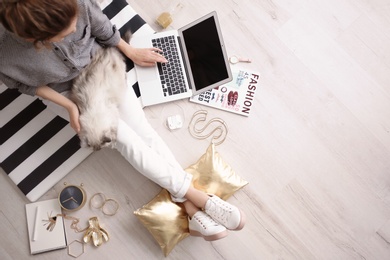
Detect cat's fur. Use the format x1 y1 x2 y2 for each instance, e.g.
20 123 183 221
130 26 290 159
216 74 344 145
71 47 127 151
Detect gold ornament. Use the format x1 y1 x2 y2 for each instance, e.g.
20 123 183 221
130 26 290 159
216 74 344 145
83 217 109 247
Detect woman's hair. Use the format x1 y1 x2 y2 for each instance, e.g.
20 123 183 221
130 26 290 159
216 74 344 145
0 0 78 46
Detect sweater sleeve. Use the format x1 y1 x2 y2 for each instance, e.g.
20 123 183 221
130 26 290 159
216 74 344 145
0 72 37 96
85 0 121 47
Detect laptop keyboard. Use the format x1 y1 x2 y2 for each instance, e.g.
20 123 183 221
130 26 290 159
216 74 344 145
152 36 187 96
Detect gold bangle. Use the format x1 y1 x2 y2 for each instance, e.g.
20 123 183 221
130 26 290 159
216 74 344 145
102 198 119 216
90 193 106 209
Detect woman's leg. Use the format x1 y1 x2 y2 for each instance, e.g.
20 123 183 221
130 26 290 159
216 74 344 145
115 119 192 199
184 186 209 209
117 85 182 170
116 85 194 201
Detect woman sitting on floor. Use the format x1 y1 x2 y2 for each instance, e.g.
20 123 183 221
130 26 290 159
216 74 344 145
0 0 245 241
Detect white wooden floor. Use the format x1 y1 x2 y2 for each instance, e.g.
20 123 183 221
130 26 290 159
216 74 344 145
2 0 390 259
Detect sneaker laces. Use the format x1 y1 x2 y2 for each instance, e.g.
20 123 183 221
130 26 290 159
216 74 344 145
194 213 220 229
207 199 232 225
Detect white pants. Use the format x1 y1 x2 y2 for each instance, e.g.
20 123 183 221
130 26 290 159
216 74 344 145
42 85 192 201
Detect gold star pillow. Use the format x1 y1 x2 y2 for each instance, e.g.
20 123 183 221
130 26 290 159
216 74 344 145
134 143 248 256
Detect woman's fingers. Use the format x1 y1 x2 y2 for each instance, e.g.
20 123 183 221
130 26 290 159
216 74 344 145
127 47 167 67
150 49 167 63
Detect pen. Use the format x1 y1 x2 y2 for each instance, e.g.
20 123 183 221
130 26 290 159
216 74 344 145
32 206 40 241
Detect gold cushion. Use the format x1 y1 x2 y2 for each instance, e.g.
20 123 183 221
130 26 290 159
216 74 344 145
185 143 249 200
133 189 189 256
134 143 248 256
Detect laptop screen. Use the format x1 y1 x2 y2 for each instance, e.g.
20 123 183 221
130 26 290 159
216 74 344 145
180 12 232 94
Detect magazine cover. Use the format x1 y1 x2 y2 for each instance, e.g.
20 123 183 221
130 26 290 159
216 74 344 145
190 67 260 116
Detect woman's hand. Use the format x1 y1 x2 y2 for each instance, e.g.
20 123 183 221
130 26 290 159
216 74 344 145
67 102 81 133
117 39 167 67
36 86 81 133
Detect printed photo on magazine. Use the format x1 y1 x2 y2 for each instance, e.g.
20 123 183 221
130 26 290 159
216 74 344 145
190 67 260 116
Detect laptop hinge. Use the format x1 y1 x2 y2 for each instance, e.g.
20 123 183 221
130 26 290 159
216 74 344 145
177 36 193 90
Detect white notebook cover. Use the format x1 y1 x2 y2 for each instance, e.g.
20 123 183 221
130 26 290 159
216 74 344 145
25 199 67 254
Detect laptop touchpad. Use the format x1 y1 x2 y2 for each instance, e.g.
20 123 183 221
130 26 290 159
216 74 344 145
136 66 159 82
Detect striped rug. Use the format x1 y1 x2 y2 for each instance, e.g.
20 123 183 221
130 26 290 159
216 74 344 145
0 0 153 202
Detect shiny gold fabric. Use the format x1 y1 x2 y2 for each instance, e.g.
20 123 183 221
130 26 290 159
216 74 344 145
185 143 248 200
134 189 189 257
134 143 248 256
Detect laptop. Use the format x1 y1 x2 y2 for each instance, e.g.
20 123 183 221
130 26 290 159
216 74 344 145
130 11 232 106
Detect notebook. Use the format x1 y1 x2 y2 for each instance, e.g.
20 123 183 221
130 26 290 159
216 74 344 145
25 199 67 254
130 11 232 106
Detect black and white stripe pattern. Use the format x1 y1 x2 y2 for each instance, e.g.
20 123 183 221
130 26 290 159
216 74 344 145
0 0 153 201
0 84 92 202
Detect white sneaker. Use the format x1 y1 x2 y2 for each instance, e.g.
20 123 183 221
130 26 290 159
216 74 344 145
189 211 228 241
204 195 246 230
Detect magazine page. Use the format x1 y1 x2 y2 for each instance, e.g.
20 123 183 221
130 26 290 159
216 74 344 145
190 67 260 116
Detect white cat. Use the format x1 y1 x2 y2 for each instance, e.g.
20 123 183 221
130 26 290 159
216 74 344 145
71 47 127 150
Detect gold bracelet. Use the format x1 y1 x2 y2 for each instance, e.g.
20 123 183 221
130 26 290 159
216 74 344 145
90 193 119 216
90 193 106 209
101 198 120 216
